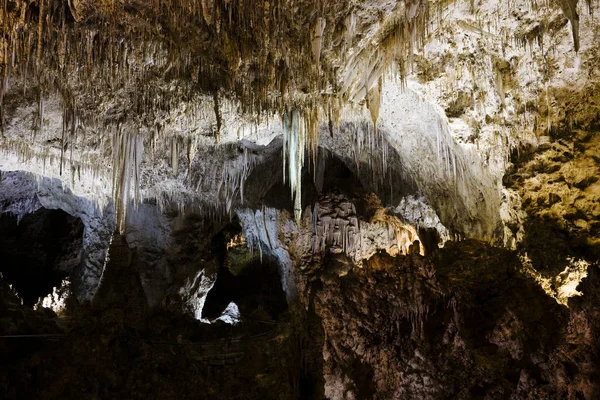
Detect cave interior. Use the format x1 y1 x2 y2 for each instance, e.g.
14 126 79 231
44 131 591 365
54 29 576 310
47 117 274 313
1 0 600 399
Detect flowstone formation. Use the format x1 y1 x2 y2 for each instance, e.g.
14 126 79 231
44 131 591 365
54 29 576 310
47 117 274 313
1 0 600 399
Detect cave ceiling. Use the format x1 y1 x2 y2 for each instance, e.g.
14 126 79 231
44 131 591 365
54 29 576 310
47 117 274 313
0 0 598 241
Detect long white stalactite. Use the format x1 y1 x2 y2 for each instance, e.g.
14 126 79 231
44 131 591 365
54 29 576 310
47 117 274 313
112 127 144 233
282 108 306 224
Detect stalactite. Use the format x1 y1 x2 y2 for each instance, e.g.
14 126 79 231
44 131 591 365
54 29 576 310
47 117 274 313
311 16 326 64
171 136 181 176
559 0 581 52
37 0 45 71
366 77 382 133
282 108 307 224
111 127 144 233
213 91 222 142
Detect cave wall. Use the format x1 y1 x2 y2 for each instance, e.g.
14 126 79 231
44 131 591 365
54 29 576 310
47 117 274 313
298 242 599 399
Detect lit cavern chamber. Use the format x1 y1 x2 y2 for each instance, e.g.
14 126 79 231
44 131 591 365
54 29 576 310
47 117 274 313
1 0 600 399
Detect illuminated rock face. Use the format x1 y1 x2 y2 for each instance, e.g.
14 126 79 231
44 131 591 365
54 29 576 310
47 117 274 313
302 242 600 399
0 0 600 398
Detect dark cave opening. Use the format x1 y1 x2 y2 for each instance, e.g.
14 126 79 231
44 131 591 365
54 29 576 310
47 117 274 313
0 208 84 306
201 222 288 322
202 261 287 320
201 258 288 321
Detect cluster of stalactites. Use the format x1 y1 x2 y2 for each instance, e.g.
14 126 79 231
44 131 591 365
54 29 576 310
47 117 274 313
0 0 442 133
217 145 255 214
281 105 322 224
111 126 144 233
344 121 391 190
274 1 437 224
0 0 345 128
0 0 465 234
339 0 432 107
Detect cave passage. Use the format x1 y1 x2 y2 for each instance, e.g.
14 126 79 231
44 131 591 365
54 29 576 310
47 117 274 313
0 208 84 306
201 222 288 322
202 257 288 322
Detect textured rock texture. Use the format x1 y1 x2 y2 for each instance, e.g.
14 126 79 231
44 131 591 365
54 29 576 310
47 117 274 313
300 241 599 399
